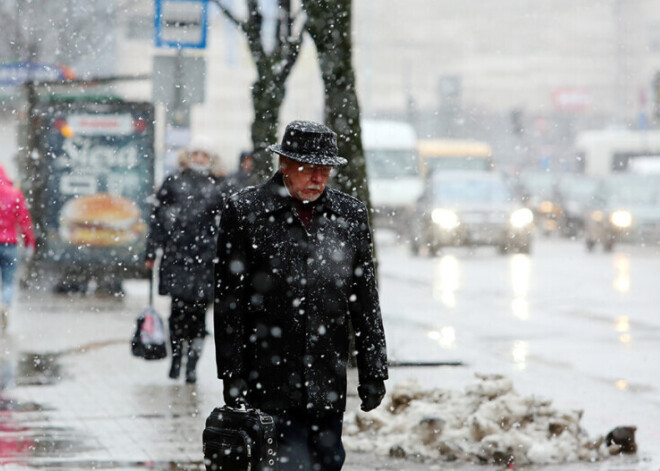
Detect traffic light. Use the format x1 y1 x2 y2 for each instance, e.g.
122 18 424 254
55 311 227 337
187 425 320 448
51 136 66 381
510 109 524 135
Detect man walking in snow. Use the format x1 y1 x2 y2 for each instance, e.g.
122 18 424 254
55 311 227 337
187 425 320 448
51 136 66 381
214 120 388 470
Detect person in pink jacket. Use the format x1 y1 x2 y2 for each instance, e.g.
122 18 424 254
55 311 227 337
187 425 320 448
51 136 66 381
0 165 35 331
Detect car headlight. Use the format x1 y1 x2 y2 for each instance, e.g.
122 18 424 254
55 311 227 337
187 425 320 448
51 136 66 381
510 208 534 228
432 208 459 230
610 210 632 228
539 201 554 213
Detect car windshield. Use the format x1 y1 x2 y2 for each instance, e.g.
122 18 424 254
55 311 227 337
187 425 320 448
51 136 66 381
605 177 660 206
431 178 511 204
365 150 419 178
520 173 555 197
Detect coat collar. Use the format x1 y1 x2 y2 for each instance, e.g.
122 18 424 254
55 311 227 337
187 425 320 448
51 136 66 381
258 171 346 218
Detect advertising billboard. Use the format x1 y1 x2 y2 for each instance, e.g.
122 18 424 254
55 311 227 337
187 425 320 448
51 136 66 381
36 102 155 277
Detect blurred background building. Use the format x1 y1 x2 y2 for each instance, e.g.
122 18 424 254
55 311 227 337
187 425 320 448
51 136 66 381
3 0 660 174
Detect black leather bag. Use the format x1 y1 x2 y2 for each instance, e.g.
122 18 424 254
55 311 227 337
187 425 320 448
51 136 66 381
203 405 277 471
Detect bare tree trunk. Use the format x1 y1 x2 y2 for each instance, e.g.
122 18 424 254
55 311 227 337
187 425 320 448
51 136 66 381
250 71 287 177
302 0 370 207
304 0 375 368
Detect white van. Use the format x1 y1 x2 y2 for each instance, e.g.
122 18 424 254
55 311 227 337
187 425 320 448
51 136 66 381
575 129 660 177
362 120 421 227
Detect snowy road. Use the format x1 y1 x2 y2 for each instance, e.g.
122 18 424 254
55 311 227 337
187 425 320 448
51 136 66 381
375 231 660 468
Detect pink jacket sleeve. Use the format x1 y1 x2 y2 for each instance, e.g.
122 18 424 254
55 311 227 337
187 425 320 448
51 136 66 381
16 192 36 249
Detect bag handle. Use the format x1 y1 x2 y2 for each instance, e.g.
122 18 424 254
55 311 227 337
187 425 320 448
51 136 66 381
148 268 154 306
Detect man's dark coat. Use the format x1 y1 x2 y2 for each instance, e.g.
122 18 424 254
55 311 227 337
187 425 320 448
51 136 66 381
146 169 223 301
214 172 388 414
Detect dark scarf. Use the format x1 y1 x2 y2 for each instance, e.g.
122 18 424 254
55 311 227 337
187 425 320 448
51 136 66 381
290 196 317 228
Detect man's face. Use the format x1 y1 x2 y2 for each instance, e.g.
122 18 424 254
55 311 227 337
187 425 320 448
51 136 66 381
280 156 332 202
241 155 254 173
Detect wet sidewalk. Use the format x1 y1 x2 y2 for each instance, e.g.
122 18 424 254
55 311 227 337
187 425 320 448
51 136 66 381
0 281 436 471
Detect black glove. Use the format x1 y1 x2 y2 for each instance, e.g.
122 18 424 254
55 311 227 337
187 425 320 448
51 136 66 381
358 379 386 412
223 377 248 407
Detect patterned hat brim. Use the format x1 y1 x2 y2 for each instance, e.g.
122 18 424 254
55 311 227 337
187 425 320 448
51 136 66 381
268 144 348 167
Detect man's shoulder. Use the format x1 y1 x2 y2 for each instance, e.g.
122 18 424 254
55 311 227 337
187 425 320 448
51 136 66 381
324 187 368 220
227 184 259 206
225 182 276 216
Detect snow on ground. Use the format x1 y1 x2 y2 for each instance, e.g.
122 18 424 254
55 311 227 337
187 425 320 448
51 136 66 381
344 373 627 467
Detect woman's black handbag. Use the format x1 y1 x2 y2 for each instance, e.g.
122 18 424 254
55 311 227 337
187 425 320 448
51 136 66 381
203 405 277 471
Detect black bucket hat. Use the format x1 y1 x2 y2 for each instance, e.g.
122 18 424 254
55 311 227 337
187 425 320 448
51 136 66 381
267 120 348 167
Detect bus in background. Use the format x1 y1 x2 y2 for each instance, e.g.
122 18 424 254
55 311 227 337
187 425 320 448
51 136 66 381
417 139 493 176
362 120 421 228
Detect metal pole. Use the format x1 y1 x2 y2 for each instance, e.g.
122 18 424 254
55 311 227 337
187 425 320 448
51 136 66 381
14 0 21 61
173 48 186 126
614 0 626 126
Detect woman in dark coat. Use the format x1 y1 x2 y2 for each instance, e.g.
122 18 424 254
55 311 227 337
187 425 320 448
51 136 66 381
145 144 224 383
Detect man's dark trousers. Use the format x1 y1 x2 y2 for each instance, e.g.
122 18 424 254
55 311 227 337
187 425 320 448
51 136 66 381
274 409 345 471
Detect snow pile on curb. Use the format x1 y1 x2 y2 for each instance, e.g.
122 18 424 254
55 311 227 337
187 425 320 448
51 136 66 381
344 374 610 466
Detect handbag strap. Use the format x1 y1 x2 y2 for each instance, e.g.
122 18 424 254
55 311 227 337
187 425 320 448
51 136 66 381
148 269 154 306
258 411 277 469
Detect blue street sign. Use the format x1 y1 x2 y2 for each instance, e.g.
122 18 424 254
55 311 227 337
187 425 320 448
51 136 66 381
155 0 209 49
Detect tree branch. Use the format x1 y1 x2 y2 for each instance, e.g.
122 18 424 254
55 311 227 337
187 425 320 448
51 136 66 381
273 0 283 54
278 24 305 81
273 0 291 56
210 0 246 31
243 0 266 64
282 0 293 38
246 0 263 29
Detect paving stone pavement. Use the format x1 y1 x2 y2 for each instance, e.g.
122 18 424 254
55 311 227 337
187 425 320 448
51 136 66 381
0 282 444 471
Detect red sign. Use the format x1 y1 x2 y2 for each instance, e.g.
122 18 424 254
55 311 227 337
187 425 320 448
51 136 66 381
552 88 591 111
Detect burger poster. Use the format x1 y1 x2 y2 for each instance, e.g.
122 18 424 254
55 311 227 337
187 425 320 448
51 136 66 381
38 102 154 271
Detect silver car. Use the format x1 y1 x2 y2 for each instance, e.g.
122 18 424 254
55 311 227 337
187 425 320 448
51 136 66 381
585 174 660 252
410 172 534 255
